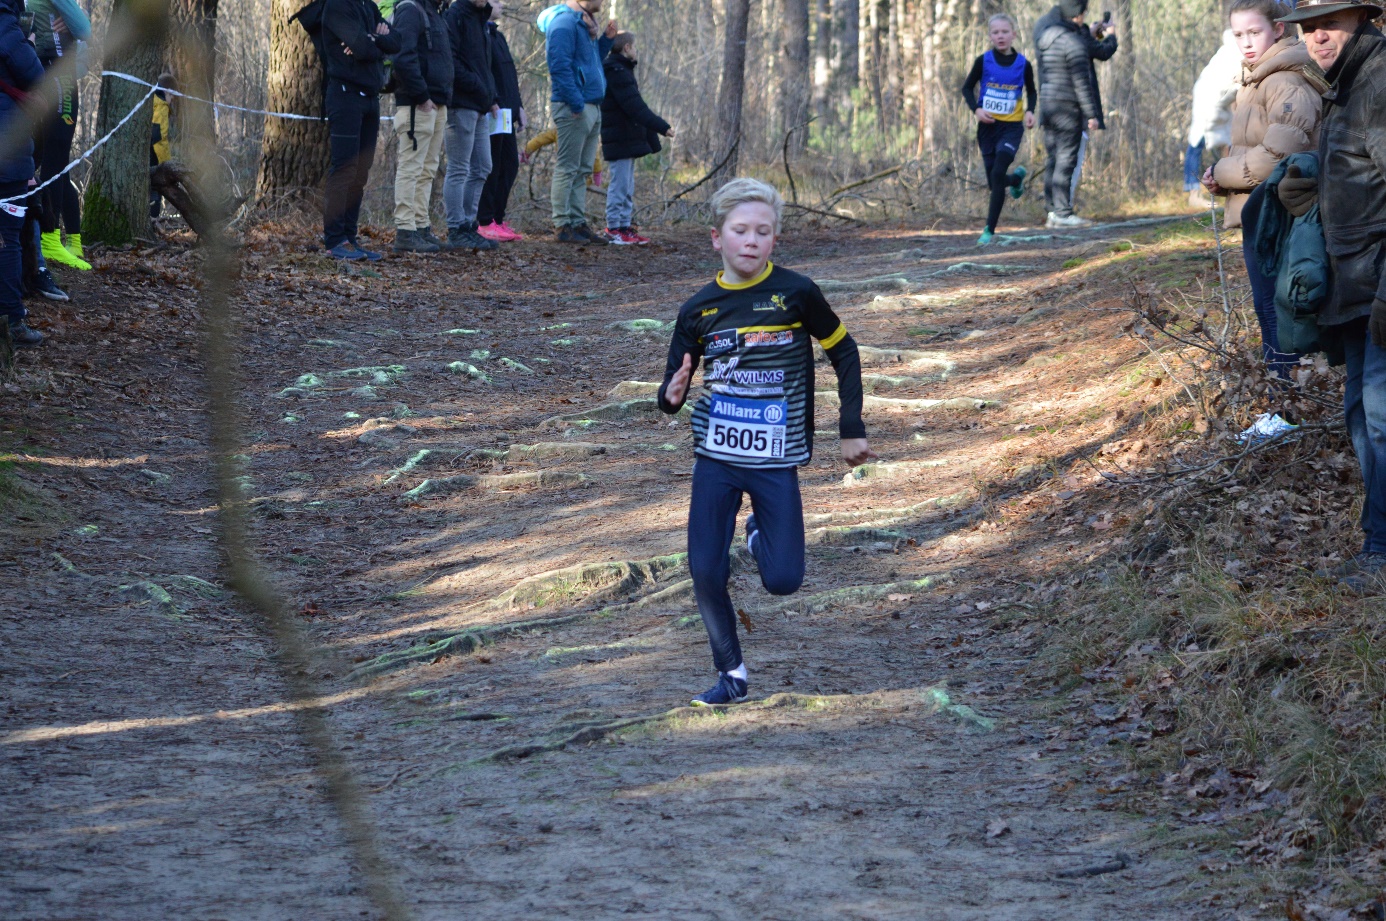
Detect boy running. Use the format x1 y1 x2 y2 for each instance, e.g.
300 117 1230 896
657 178 876 706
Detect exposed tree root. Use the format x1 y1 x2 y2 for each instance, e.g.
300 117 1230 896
276 365 409 398
542 636 656 665
817 274 913 294
350 610 602 679
817 392 999 414
507 442 609 461
119 580 184 620
841 460 951 486
802 491 975 527
496 553 688 611
924 262 1035 278
401 470 590 502
473 688 958 763
540 397 661 429
608 319 674 334
783 576 945 614
805 526 910 550
447 361 491 383
607 381 661 399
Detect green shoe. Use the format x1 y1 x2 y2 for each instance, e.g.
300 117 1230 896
1010 166 1027 200
976 229 994 246
65 232 86 262
41 229 90 271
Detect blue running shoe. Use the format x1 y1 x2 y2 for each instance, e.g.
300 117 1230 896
691 673 749 707
976 229 994 247
1010 165 1027 200
347 240 384 262
327 241 366 261
746 513 760 557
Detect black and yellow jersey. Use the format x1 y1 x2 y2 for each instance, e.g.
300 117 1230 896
657 262 865 468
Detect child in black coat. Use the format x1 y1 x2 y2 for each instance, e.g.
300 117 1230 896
599 32 672 245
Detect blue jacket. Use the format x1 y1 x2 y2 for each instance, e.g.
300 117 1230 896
544 5 612 115
0 0 43 184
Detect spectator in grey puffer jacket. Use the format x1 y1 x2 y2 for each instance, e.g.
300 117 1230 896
1033 0 1116 226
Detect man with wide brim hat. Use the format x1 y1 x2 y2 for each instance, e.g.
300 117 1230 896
1276 0 1386 589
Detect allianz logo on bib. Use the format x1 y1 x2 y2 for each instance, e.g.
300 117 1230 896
711 395 788 423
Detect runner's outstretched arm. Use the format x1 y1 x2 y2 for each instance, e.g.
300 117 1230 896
803 285 877 466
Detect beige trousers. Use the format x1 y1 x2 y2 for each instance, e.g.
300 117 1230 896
393 104 447 231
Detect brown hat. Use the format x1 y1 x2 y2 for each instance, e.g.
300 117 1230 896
1278 0 1382 23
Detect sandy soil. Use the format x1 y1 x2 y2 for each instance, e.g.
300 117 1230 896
1 214 1253 919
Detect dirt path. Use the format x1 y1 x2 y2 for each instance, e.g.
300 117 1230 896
2 218 1240 918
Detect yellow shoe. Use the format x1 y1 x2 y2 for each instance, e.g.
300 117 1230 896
42 230 90 271
65 233 86 262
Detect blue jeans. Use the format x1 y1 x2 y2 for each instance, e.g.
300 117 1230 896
443 108 492 229
605 158 635 229
1241 183 1301 378
688 457 805 673
1341 318 1386 554
1184 140 1206 192
322 83 379 248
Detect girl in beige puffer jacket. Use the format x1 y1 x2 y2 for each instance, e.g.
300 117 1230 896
1204 0 1325 229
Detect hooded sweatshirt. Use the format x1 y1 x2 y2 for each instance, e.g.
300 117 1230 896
1211 36 1324 229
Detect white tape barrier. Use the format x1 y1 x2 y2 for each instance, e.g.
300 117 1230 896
0 70 396 206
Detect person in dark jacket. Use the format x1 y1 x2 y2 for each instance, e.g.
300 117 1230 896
321 0 399 260
442 0 499 251
0 0 44 347
477 0 526 241
1033 0 1116 227
1275 0 1386 588
599 32 671 245
390 0 453 254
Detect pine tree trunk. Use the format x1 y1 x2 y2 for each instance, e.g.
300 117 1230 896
781 0 811 155
715 0 752 182
84 0 167 245
812 0 832 124
169 0 218 157
256 0 330 208
834 0 859 116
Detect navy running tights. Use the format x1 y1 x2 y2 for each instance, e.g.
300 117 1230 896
688 456 805 673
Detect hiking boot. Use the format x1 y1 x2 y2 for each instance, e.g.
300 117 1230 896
1010 165 1027 200
393 229 440 254
1049 213 1093 228
605 227 637 245
976 228 995 247
1314 551 1386 580
41 229 90 271
575 223 611 245
346 240 384 262
555 224 587 244
32 268 68 301
419 228 446 249
326 241 366 260
1338 553 1386 593
446 225 498 252
7 320 45 347
691 673 749 707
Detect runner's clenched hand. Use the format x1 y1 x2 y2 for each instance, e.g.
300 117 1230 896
665 353 693 407
841 438 878 467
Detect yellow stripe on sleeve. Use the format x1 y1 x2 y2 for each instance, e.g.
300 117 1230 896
819 323 848 350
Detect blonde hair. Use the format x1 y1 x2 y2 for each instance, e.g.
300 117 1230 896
988 12 1017 30
710 178 785 232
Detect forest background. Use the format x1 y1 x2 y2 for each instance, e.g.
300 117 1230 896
77 0 1219 238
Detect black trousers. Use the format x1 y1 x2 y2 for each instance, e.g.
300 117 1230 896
977 120 1025 232
477 132 519 226
31 75 80 235
0 180 28 324
1041 109 1085 218
322 83 380 248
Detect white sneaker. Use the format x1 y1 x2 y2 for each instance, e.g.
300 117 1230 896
1049 213 1093 228
1045 211 1060 228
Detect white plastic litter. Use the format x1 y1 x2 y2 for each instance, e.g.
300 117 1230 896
1238 412 1299 442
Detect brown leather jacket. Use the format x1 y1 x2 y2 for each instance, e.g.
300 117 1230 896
1212 37 1325 228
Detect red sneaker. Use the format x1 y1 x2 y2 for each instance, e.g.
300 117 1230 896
498 221 525 241
625 228 651 246
606 227 637 245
